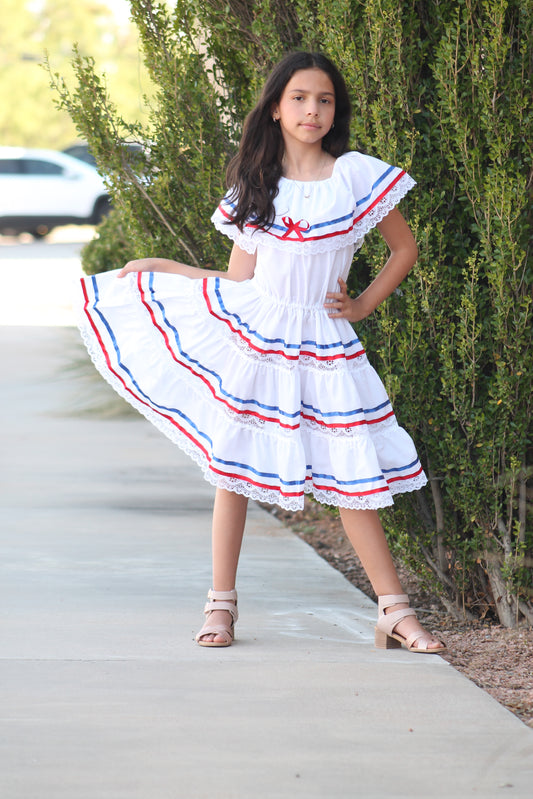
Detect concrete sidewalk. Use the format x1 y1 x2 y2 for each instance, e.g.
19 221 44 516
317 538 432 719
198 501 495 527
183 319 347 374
1 325 532 799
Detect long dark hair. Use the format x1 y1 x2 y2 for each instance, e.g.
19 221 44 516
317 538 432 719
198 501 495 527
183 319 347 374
226 52 351 232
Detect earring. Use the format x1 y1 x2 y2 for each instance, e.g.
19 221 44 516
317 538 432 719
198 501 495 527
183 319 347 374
272 116 279 123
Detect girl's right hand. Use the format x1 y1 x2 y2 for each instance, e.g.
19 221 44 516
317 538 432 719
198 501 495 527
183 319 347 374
117 259 156 278
117 257 227 281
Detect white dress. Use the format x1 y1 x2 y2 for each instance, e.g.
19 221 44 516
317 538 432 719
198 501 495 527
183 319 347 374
77 151 427 511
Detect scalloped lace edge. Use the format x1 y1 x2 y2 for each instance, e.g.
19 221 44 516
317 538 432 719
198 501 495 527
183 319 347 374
205 472 428 512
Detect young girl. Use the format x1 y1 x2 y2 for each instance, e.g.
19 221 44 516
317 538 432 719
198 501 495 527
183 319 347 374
78 52 445 653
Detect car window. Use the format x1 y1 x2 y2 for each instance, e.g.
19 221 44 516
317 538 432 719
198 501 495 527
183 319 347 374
0 159 21 174
22 159 64 176
63 145 96 167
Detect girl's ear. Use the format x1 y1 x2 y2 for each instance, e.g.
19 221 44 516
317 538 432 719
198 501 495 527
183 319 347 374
271 103 280 122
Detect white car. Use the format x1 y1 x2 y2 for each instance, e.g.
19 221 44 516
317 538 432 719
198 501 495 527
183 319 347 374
0 147 111 237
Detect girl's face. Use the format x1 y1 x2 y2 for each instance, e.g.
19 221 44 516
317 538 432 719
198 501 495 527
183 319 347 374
272 68 336 148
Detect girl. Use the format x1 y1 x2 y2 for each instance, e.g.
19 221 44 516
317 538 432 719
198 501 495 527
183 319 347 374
79 52 445 653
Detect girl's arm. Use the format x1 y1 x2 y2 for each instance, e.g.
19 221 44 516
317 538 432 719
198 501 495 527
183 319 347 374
117 243 257 282
226 243 257 281
325 208 418 323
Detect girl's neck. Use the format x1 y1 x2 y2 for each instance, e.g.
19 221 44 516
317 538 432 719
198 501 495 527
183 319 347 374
282 144 335 182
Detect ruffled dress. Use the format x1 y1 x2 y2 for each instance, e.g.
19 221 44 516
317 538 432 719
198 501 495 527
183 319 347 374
77 151 427 511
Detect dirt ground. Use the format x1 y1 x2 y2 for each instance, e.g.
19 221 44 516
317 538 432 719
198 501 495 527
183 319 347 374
263 500 533 729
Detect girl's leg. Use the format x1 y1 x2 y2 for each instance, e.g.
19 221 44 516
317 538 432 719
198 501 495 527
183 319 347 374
197 487 248 644
211 487 248 590
339 507 444 650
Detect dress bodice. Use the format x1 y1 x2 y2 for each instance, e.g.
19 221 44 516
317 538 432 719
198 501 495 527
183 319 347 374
251 246 354 309
211 150 415 309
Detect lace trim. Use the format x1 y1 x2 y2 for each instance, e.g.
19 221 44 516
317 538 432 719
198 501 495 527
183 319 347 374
305 485 394 510
217 401 404 441
212 174 415 255
226 329 295 372
143 278 366 375
389 471 428 496
301 412 398 439
298 353 369 373
223 321 371 375
212 225 258 255
358 174 416 232
212 217 362 256
219 403 296 439
202 472 427 512
201 473 303 512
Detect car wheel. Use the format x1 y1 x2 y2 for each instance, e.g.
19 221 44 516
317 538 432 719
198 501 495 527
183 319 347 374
92 196 112 224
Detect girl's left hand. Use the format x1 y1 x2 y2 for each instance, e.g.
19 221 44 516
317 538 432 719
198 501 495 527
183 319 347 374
325 279 370 323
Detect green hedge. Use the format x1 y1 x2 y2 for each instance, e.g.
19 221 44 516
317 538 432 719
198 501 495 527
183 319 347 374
50 0 532 626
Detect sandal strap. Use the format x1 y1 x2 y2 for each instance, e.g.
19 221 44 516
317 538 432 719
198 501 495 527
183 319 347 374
203 600 239 622
203 589 238 623
207 588 237 602
405 630 430 650
377 594 409 613
377 606 416 636
195 623 234 645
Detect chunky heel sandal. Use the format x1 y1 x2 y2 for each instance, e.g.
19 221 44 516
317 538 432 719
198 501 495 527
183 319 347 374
374 627 402 649
195 588 238 648
374 593 446 654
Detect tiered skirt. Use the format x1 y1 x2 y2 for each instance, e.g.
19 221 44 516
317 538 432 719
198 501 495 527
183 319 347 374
78 269 427 511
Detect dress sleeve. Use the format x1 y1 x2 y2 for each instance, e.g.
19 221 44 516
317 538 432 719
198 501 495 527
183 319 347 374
340 152 416 237
210 193 258 255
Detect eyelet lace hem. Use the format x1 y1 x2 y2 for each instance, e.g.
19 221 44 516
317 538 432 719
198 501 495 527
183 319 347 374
221 317 371 375
301 412 398 439
204 472 428 512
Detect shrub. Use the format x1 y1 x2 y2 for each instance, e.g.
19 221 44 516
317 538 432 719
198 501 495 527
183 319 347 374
80 207 137 275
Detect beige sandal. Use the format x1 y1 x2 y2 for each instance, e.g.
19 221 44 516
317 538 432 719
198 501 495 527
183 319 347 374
195 588 238 648
374 593 446 654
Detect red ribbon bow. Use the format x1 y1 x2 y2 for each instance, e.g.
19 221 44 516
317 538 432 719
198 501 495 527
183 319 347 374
281 217 310 241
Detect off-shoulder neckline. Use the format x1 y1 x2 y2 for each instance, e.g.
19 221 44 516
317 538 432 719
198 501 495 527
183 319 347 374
279 152 353 187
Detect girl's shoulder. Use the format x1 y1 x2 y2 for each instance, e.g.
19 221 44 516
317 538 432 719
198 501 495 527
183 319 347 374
334 150 413 188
